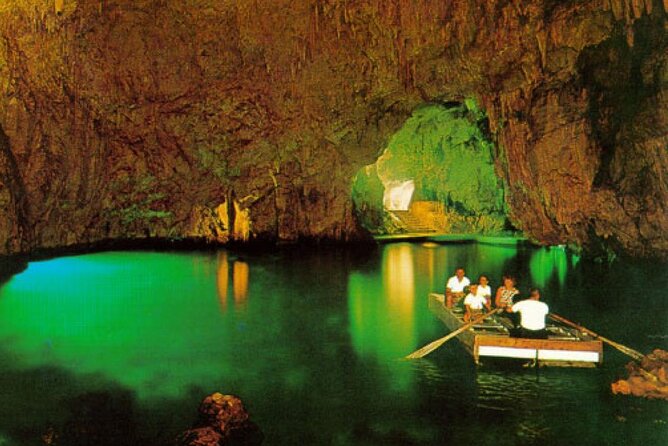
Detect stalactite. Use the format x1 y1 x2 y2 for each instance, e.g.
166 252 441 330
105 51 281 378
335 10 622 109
610 0 623 20
55 0 64 15
536 29 547 70
314 1 319 33
643 0 652 14
626 25 634 47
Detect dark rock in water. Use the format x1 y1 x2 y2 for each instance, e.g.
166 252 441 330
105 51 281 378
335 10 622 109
197 393 249 431
178 393 263 446
611 349 668 400
178 427 223 446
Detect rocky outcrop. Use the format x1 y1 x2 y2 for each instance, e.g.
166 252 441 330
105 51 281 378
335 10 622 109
611 349 668 399
178 393 262 446
0 0 665 257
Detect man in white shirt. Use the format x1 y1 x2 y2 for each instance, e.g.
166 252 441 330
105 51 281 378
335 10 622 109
463 284 491 321
445 267 470 308
511 288 549 339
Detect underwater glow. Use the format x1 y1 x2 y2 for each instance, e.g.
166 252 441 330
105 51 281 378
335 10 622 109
0 245 665 445
216 251 229 310
348 244 417 361
233 260 250 305
529 247 570 289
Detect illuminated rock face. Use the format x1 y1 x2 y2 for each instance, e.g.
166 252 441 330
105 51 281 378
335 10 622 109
0 1 665 257
353 103 509 235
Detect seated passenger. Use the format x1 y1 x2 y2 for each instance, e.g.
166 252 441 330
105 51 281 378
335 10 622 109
495 275 520 326
495 275 519 311
476 274 492 302
511 288 549 339
445 267 470 308
464 284 491 322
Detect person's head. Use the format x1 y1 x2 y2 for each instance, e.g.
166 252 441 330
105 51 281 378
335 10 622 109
502 275 515 288
455 267 465 279
478 275 488 286
529 288 540 300
468 284 478 294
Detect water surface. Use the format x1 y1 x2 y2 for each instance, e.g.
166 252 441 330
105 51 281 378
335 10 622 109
0 243 666 445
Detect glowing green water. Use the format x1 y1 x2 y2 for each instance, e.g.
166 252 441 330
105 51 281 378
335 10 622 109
0 244 665 445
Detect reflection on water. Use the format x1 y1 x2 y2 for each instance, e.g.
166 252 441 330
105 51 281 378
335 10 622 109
383 244 415 351
348 244 416 362
0 244 665 445
233 260 249 305
215 252 249 311
216 252 229 310
529 247 572 288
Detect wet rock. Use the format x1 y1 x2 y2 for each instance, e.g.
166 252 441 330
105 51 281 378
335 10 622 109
178 427 223 446
178 393 262 446
0 1 665 257
611 349 668 400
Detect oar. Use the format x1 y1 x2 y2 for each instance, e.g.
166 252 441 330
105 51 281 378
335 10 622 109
405 308 504 359
549 313 645 362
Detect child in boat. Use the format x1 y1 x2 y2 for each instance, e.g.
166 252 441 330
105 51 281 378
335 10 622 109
476 275 492 301
464 284 491 322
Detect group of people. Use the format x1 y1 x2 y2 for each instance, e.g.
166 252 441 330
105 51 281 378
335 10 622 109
444 267 549 339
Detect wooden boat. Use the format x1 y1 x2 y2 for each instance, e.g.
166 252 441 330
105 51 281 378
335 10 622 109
428 293 603 367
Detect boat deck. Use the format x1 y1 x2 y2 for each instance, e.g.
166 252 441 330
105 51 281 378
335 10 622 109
428 293 603 367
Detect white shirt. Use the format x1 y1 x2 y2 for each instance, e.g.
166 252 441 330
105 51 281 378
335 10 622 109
511 299 549 330
446 275 470 292
476 285 492 299
464 293 487 310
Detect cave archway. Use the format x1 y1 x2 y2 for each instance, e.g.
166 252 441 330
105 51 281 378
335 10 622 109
352 101 515 235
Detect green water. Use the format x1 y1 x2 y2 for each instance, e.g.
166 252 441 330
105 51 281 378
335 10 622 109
0 244 666 445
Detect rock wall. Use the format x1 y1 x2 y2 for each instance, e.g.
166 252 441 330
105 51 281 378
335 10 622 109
0 0 665 257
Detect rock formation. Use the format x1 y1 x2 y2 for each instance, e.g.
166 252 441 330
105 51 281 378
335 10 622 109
178 392 262 446
0 0 665 257
611 349 668 399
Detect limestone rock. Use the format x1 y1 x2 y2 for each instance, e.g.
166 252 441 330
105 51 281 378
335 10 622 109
0 1 664 257
178 393 262 446
611 349 668 400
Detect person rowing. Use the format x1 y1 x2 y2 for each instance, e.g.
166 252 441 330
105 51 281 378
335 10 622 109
511 288 549 339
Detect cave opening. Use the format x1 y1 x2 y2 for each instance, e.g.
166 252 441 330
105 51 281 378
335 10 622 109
352 101 516 236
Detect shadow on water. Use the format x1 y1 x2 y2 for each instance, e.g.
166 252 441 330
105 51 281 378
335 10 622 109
0 344 209 446
407 357 668 446
0 255 27 287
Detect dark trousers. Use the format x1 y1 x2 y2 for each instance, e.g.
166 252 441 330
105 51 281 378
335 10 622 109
500 312 519 328
511 327 548 339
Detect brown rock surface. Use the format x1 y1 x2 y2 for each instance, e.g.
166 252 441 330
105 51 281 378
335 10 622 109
0 0 665 257
611 349 668 399
178 392 262 446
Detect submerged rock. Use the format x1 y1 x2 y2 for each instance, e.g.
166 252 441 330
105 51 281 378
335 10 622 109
178 393 262 446
611 349 668 400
